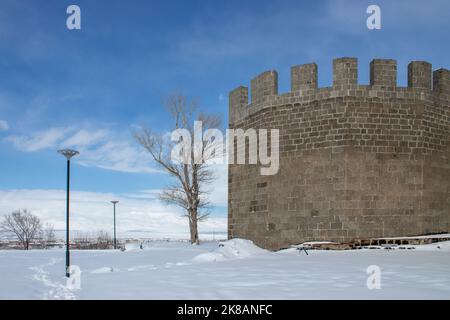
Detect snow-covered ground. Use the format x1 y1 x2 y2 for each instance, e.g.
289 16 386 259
1 239 450 299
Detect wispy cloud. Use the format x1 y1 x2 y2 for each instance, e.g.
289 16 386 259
74 136 160 174
62 129 109 148
0 189 227 239
4 126 160 174
0 120 8 131
6 127 70 152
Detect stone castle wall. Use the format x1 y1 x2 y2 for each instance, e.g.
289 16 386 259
228 58 450 250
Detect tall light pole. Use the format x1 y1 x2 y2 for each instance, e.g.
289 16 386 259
111 201 119 249
58 149 79 278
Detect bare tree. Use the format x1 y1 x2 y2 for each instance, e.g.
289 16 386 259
134 93 222 244
1 210 42 250
96 230 113 249
41 223 56 248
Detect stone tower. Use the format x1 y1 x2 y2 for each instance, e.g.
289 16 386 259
228 57 450 250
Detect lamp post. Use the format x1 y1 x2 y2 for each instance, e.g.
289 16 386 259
111 201 119 249
58 149 79 278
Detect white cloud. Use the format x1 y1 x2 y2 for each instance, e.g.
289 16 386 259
4 126 161 174
0 189 227 240
6 128 67 152
6 127 70 152
74 138 160 174
0 120 8 131
63 129 109 148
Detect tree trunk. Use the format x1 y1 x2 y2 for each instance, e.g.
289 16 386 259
189 210 200 245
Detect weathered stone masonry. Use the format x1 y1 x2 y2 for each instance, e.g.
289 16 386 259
228 57 450 250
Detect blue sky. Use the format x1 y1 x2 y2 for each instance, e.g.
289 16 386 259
0 0 449 237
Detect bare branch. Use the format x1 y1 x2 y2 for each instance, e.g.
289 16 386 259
134 93 223 244
0 210 42 250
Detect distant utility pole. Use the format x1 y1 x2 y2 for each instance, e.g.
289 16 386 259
58 149 79 278
111 201 119 249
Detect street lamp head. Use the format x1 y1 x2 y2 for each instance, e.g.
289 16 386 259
58 149 80 160
111 201 119 205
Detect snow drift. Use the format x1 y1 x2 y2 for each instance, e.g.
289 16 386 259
191 239 267 263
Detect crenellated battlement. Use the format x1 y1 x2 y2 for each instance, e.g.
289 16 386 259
228 57 450 250
229 57 450 125
333 57 358 86
251 70 278 103
434 68 450 94
370 59 397 87
291 63 318 91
